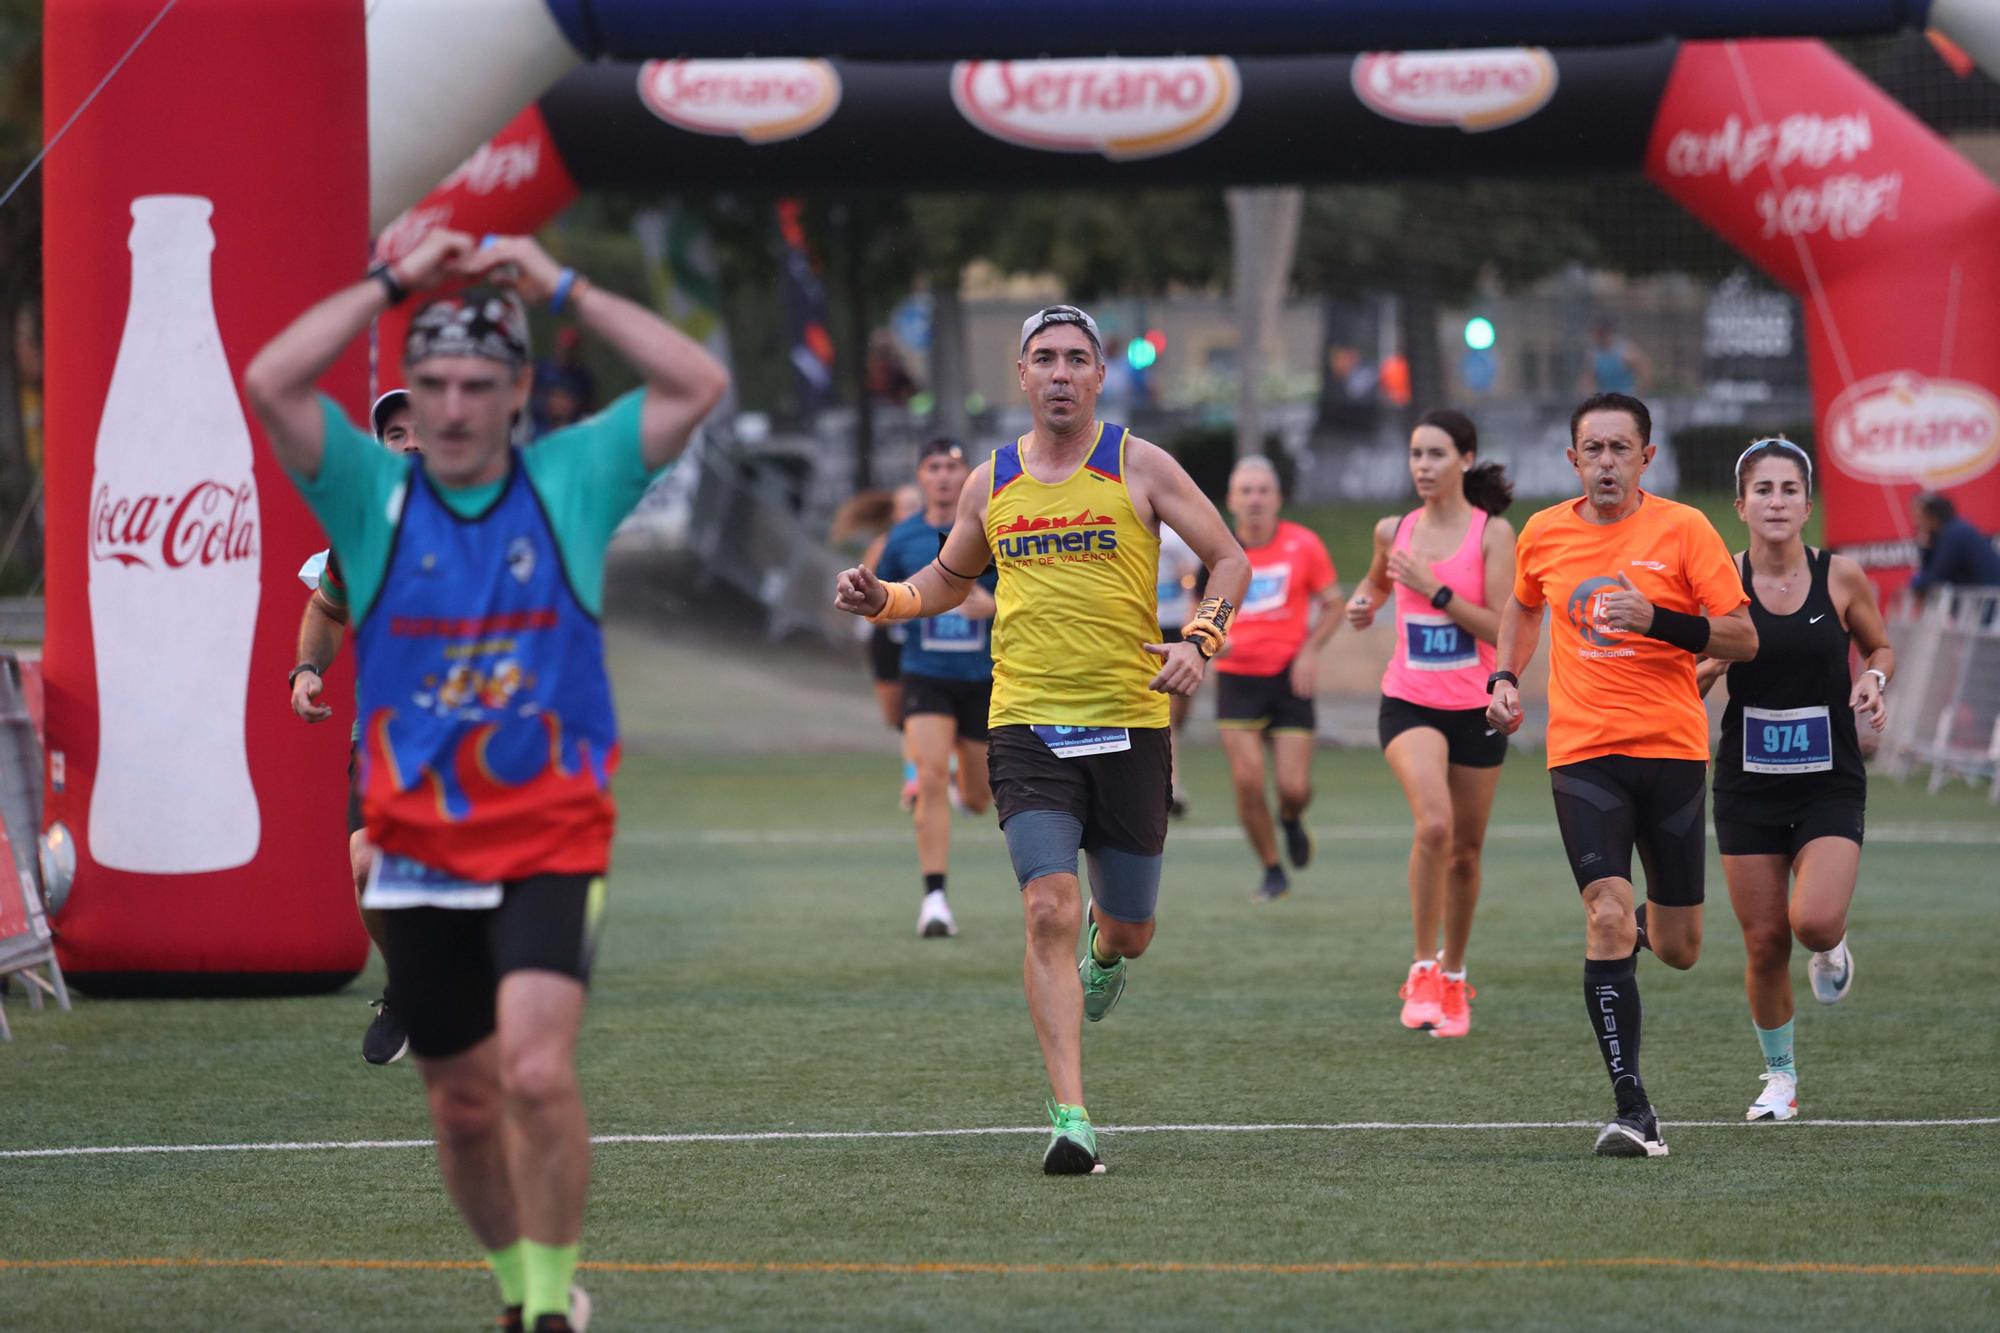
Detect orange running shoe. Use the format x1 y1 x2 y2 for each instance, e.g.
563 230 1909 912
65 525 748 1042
1398 962 1443 1030
1431 973 1475 1039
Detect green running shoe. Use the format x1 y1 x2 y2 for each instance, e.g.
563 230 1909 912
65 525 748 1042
1043 1099 1105 1175
1079 917 1128 1022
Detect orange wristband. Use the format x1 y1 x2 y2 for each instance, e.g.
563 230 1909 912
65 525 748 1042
867 580 923 624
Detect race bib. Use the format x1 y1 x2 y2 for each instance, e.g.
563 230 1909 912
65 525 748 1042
1032 725 1132 758
1742 705 1833 774
362 852 503 911
919 611 985 653
1243 564 1292 617
1404 613 1477 672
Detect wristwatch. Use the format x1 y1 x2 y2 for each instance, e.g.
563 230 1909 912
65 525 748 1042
289 662 324 688
1430 585 1455 610
1485 670 1518 694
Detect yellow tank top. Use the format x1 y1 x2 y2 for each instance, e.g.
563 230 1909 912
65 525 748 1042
986 421 1168 728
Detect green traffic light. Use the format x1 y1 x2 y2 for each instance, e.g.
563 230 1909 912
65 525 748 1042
1126 338 1158 370
1463 317 1496 351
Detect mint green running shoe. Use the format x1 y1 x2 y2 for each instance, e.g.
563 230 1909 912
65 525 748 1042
1043 1099 1105 1175
1079 917 1128 1022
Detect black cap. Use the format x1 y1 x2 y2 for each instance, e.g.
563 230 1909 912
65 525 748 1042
917 437 965 463
371 389 410 441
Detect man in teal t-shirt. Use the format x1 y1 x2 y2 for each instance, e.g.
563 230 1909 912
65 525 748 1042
245 228 728 1333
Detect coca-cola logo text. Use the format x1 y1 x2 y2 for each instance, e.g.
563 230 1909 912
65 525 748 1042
90 480 259 571
1825 371 2000 489
1351 49 1558 132
639 59 842 143
951 58 1240 160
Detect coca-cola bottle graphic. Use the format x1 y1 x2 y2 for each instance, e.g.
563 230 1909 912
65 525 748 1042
87 195 261 873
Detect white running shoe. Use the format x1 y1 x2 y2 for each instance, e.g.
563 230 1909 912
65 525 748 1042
916 889 958 938
1746 1070 1799 1122
1808 936 1853 1004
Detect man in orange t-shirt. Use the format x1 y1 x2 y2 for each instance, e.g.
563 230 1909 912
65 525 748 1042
1487 392 1756 1160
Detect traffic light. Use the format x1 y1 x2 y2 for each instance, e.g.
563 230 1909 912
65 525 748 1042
1463 316 1496 351
1126 336 1158 371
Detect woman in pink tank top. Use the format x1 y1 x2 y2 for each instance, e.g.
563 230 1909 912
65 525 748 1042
1340 409 1515 1039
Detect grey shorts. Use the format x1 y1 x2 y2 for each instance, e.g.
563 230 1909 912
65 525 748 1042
1000 808 1162 924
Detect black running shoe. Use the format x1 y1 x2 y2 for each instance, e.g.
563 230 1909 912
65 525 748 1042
498 1306 524 1333
1282 818 1314 869
1633 901 1652 955
1593 1105 1669 1158
1253 865 1290 903
362 994 410 1066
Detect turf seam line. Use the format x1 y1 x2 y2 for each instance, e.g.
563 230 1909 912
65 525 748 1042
3 1256 1997 1279
4 1117 1994 1159
632 822 2000 848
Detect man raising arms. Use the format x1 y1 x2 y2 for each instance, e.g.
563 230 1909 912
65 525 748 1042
246 228 727 1330
1488 392 1755 1159
835 305 1248 1174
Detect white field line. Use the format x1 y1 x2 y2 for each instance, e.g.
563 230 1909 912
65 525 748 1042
627 823 2000 848
4 1118 1993 1161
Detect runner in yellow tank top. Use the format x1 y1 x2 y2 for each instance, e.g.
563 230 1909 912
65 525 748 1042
836 305 1248 1176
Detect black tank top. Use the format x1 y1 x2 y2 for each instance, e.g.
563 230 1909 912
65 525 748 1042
1714 546 1865 815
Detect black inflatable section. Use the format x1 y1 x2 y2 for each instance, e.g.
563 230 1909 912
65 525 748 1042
540 44 1679 192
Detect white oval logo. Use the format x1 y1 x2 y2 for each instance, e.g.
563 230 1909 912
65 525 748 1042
1352 48 1558 133
1825 371 2000 488
638 59 842 144
951 57 1241 161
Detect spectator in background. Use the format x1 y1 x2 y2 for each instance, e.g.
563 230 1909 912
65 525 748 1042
1581 320 1652 396
865 329 918 406
531 325 598 436
1908 492 2000 600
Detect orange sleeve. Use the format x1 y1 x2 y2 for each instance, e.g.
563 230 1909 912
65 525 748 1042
1682 512 1750 616
1511 514 1547 608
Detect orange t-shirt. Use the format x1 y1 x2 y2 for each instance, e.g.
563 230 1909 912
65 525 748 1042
1513 492 1747 769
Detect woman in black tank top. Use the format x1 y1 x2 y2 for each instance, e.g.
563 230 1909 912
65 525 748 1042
1697 441 1896 1124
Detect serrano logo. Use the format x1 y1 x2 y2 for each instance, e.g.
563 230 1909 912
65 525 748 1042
951 58 1240 160
638 59 842 143
1351 48 1557 132
1824 371 2000 488
995 510 1120 560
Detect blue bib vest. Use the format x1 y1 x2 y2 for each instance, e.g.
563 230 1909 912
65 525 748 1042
356 453 619 882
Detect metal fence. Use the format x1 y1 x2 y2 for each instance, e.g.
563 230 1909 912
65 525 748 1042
1880 586 2000 801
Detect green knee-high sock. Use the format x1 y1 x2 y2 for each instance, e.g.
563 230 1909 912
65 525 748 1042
1755 1019 1796 1079
522 1239 580 1324
487 1240 527 1309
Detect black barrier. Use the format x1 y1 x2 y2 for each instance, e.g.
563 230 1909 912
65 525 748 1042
539 45 1680 191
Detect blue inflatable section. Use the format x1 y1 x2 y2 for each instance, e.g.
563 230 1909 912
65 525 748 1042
542 0 1931 60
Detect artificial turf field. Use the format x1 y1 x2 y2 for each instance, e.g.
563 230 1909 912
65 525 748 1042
2 743 1996 1330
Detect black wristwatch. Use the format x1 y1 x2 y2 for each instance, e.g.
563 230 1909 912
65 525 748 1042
1430 585 1455 610
289 662 324 688
1485 670 1518 695
367 261 408 307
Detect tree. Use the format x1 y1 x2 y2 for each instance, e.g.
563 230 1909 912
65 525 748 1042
0 0 42 581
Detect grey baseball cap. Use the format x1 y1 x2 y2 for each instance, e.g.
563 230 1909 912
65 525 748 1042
1019 304 1103 357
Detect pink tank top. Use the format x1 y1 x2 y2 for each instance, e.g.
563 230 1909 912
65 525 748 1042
1381 507 1496 711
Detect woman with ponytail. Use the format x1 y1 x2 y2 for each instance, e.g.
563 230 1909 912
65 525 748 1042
1341 409 1515 1038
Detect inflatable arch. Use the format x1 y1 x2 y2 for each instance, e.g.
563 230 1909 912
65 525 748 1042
39 0 2000 992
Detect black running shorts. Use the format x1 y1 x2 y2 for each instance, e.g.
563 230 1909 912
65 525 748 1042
1215 666 1316 734
1549 755 1708 905
380 872 605 1059
901 673 992 741
1377 695 1509 769
988 725 1171 858
1715 799 1865 857
867 624 903 684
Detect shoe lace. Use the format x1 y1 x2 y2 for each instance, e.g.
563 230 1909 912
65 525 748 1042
1439 977 1475 1012
1757 1070 1795 1089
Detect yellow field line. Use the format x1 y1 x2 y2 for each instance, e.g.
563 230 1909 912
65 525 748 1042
2 1257 1995 1278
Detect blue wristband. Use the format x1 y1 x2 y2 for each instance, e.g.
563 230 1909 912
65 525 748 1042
549 267 578 315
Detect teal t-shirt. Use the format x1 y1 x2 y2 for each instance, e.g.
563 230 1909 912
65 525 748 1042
291 390 659 623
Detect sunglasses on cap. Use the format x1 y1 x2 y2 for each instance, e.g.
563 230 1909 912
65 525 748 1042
1019 305 1102 356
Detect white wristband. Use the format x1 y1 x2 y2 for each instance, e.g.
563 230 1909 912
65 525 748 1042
1864 667 1887 693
